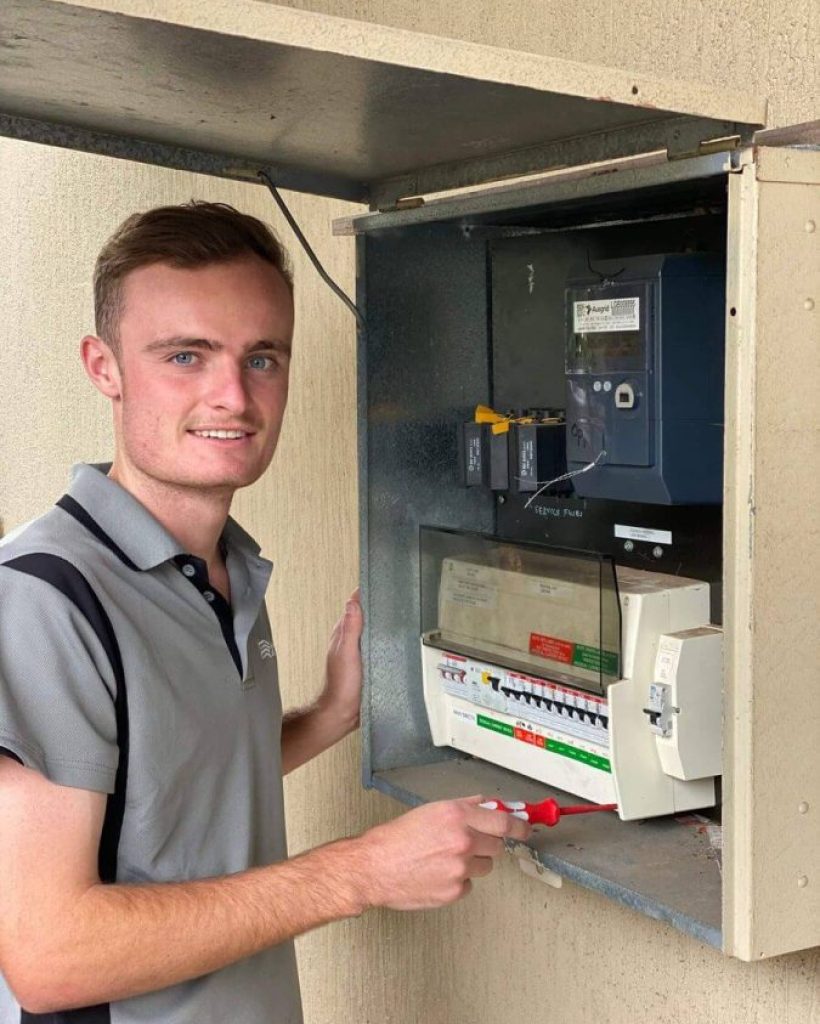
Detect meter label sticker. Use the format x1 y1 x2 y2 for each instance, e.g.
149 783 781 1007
476 714 611 772
573 297 640 334
614 524 673 545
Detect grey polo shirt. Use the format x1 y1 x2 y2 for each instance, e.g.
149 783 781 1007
0 464 303 1024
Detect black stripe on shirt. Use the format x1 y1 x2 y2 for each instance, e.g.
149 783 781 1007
56 495 139 571
5 554 130 1024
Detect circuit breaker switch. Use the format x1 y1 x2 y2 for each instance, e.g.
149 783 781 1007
643 683 673 737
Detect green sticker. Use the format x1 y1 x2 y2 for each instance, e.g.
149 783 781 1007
474 714 610 772
572 643 619 677
476 714 514 737
545 737 611 773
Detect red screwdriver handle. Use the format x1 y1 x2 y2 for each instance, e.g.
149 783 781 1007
481 797 618 826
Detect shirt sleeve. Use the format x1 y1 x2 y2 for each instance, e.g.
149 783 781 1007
0 566 119 793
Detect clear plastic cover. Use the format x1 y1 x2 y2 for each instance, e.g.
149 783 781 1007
420 527 621 695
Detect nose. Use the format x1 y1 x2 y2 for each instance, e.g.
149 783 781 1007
205 359 250 416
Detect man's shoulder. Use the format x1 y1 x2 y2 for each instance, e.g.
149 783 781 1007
0 504 103 580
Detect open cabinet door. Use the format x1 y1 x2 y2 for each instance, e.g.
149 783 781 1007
2 0 763 203
724 145 820 960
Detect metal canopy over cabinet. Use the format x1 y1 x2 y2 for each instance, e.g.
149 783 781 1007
2 0 817 964
3 0 765 204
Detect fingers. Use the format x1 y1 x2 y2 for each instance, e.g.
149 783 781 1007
341 591 363 640
467 856 495 880
468 833 506 859
466 805 532 842
328 591 363 655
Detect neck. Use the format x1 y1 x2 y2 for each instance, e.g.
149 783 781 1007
107 458 233 564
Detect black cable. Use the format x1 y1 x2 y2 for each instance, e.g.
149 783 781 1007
258 170 364 329
586 249 625 283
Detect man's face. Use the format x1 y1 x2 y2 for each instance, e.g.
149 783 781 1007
112 256 294 493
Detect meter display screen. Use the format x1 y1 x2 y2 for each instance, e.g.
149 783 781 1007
566 330 645 374
566 284 649 374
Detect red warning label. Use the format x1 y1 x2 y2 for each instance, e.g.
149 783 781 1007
529 632 574 664
514 727 545 748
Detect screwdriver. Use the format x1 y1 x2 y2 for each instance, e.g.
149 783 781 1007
480 797 618 826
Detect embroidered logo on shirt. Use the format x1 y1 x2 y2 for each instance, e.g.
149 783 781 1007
258 639 275 660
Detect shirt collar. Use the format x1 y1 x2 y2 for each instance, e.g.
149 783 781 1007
66 463 265 573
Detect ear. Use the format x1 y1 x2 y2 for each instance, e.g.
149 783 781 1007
81 335 122 400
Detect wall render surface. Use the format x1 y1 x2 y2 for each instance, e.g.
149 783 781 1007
271 0 818 129
1 3 818 1018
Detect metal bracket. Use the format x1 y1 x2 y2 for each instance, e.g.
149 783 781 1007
506 839 563 889
666 123 756 162
371 118 757 210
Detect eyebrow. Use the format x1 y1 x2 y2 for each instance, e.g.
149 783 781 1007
144 336 291 355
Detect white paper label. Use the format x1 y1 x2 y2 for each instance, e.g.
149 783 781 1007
655 637 682 683
527 578 572 600
444 578 498 610
574 297 640 333
614 524 673 545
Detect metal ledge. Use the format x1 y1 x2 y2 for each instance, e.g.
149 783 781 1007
335 151 732 234
370 758 723 950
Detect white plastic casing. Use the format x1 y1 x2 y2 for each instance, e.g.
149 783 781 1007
651 627 723 780
422 564 721 820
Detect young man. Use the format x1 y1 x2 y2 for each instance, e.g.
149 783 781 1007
0 202 529 1024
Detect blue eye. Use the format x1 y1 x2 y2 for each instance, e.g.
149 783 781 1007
247 355 274 371
171 352 197 366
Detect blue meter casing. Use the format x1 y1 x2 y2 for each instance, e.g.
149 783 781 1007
565 253 725 504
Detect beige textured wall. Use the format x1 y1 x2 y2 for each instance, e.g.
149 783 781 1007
1 5 819 1024
272 0 818 128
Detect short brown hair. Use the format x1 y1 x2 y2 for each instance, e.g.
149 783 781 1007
94 201 293 348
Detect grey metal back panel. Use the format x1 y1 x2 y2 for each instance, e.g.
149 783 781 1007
361 225 494 775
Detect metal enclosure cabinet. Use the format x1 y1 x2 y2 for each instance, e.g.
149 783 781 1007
2 0 818 963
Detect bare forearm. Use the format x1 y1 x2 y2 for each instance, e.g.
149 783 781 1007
15 838 367 1013
281 702 358 774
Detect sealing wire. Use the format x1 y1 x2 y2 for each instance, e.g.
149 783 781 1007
523 449 608 509
258 170 365 329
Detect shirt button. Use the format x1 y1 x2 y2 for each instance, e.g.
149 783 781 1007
181 564 196 578
203 590 215 602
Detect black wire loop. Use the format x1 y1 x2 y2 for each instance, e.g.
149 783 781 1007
258 170 365 329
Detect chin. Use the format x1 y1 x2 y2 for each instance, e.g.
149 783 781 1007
190 468 264 491
148 462 266 493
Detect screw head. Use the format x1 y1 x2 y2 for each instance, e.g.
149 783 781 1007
806 220 816 233
797 875 809 888
805 298 815 311
798 801 809 814
624 540 635 553
652 545 664 559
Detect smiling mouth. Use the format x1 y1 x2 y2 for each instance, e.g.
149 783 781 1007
190 428 254 439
